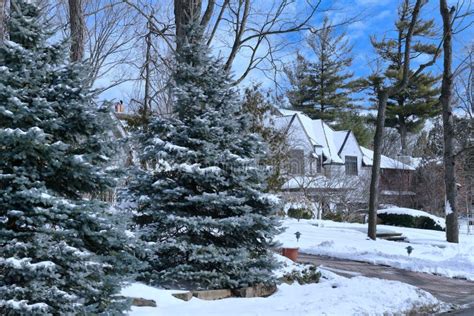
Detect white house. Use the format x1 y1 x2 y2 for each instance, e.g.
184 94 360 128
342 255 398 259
271 109 416 214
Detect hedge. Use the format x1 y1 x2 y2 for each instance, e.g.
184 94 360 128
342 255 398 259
377 213 444 231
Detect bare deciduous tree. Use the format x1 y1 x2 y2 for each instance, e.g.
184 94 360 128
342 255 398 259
68 0 85 61
84 1 143 92
0 0 10 42
130 0 343 85
455 45 474 118
209 0 324 84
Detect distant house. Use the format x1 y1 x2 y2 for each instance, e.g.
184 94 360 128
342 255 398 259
270 109 416 214
95 103 133 203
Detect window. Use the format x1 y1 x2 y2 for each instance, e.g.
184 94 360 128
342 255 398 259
288 149 305 175
345 156 358 176
310 155 322 174
316 155 322 173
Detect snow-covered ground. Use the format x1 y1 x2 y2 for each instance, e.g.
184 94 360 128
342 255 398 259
278 218 474 280
122 255 443 316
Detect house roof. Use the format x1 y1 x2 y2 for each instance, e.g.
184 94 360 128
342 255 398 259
275 108 414 171
270 115 294 132
334 130 350 154
276 109 343 164
360 147 415 171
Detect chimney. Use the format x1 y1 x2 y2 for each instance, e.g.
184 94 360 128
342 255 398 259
115 100 124 113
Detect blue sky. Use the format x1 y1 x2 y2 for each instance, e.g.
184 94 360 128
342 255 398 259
343 0 472 78
98 0 473 105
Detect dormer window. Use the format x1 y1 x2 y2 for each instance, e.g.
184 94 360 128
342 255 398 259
345 156 358 176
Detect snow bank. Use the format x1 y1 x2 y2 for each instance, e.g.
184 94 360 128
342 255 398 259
278 218 474 280
122 271 441 316
378 207 446 229
120 252 443 315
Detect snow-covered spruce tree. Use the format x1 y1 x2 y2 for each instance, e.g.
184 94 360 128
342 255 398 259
124 26 281 290
0 1 134 314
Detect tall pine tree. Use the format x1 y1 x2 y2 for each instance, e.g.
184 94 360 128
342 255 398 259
285 17 355 121
371 0 440 154
122 25 281 290
0 1 133 314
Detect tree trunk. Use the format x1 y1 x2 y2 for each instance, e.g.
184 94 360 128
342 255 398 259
368 89 388 240
68 0 85 62
440 0 459 243
367 0 424 241
399 118 408 155
0 0 10 42
143 21 152 123
174 0 202 52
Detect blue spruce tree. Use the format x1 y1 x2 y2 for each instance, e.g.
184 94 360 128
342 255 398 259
0 1 133 314
123 26 281 290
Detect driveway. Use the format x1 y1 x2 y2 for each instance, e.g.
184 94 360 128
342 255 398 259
298 253 474 314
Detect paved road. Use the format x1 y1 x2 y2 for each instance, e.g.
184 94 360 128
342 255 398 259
298 253 474 314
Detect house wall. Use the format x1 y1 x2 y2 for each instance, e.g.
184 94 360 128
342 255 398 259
285 118 324 177
338 133 364 178
323 164 344 178
286 119 314 154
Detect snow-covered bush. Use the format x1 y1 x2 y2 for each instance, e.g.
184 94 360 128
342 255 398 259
281 265 321 285
284 199 316 220
377 208 445 231
287 208 313 220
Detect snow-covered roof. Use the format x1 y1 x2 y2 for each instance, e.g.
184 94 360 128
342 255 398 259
316 122 343 164
276 109 343 164
405 156 423 169
360 147 415 171
275 108 415 171
277 108 301 116
270 115 294 132
333 130 349 152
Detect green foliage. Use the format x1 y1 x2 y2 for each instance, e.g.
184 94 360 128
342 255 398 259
322 211 345 222
242 86 289 191
332 111 374 147
0 1 135 314
377 213 444 231
122 25 281 291
371 0 440 153
287 208 313 220
281 266 321 285
285 17 355 121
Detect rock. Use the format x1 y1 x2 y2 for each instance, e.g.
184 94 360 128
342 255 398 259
232 286 255 298
192 289 232 300
254 283 277 297
232 283 277 298
172 292 193 301
131 297 157 307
